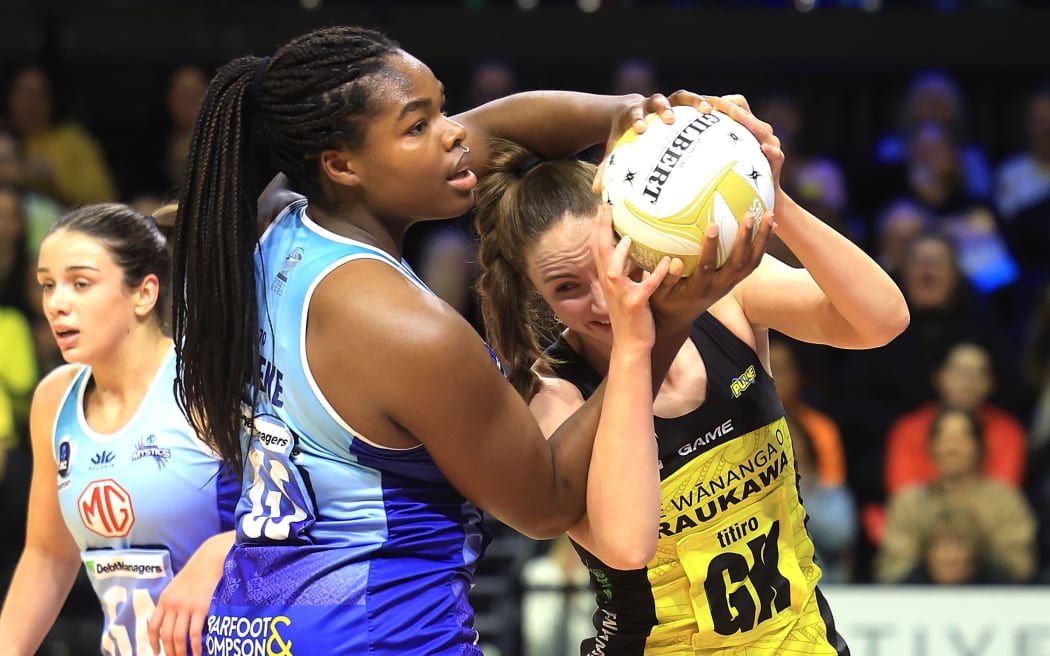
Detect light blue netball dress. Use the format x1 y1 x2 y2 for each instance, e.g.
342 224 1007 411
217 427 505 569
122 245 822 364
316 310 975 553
203 199 489 656
54 347 238 655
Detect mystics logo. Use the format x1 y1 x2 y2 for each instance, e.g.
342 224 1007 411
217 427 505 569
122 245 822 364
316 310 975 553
78 478 135 538
132 434 172 469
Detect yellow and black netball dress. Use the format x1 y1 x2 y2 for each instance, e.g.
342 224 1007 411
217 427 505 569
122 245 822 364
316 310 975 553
548 313 849 656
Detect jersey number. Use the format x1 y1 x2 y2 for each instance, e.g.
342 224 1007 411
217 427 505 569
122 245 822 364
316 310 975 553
241 443 310 542
99 586 157 656
704 520 791 636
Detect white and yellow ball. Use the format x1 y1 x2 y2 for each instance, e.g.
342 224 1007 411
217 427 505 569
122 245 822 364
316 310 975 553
601 105 774 275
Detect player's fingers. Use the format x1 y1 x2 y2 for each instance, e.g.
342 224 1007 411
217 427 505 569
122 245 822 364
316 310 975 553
149 606 166 655
189 609 207 656
591 204 616 254
159 613 176 656
713 98 776 147
761 142 786 181
656 257 685 293
719 93 752 114
694 222 722 278
642 256 672 292
748 211 775 268
593 156 609 193
609 235 633 278
172 609 191 656
667 89 705 113
720 212 759 277
642 93 673 124
621 104 651 135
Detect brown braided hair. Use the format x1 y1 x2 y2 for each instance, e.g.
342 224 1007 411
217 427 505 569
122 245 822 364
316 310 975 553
473 138 601 400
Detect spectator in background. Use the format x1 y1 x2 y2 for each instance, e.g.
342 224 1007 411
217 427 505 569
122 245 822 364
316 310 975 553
0 182 40 632
874 69 993 202
1020 282 1050 582
466 58 518 108
0 182 59 382
995 82 1050 318
770 334 857 583
5 65 118 207
1023 282 1050 449
876 406 1036 584
574 56 664 167
884 341 1027 495
520 535 592 656
900 120 1017 296
830 234 1006 517
610 57 660 97
0 183 33 315
757 91 854 268
162 65 208 198
872 198 930 280
0 184 38 440
0 128 63 259
125 65 210 212
995 81 1050 223
902 508 1008 585
414 223 482 331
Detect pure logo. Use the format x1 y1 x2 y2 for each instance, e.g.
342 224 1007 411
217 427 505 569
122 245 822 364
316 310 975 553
730 365 757 399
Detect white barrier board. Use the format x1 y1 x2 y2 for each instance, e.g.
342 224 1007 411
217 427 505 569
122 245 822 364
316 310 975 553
821 585 1050 656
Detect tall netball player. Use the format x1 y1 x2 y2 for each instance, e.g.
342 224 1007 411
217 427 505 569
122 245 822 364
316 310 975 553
171 25 770 655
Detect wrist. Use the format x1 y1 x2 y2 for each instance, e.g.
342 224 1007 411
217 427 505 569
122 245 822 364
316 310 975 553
610 341 654 364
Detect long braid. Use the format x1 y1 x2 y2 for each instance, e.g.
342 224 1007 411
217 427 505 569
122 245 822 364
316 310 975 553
173 26 399 473
255 27 398 204
473 139 601 401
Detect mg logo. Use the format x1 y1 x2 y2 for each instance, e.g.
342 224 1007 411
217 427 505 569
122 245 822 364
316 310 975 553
78 479 135 538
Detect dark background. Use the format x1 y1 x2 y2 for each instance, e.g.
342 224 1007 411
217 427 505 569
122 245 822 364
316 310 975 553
1 0 1048 217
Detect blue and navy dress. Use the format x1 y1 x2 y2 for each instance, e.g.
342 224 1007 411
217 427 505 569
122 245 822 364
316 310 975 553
205 200 488 656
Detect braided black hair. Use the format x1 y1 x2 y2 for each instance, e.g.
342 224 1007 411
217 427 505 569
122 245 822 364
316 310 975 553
172 26 399 472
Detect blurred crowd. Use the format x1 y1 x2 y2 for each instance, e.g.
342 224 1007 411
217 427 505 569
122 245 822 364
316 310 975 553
0 51 1048 656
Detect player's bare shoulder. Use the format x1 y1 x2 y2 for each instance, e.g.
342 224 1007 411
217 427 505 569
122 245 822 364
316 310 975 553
33 364 83 407
528 367 586 439
29 364 84 448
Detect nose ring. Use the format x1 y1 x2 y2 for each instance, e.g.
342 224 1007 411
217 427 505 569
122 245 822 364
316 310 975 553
461 145 470 153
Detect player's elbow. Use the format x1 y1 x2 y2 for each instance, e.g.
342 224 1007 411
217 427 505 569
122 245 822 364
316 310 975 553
512 511 585 541
872 301 910 347
593 536 657 571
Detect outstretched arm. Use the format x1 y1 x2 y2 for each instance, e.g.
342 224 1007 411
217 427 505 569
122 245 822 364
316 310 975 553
454 90 710 178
